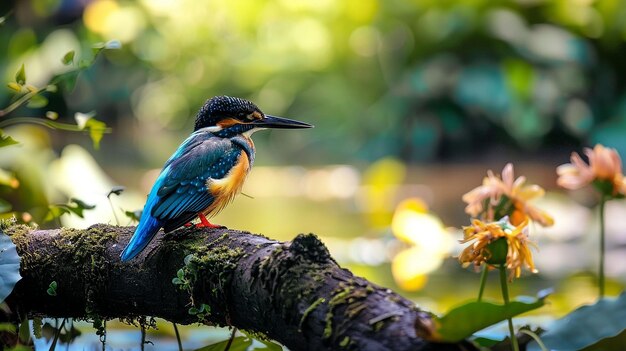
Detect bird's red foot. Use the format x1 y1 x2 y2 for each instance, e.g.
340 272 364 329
195 213 225 229
184 222 193 227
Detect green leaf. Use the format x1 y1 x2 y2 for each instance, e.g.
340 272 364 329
433 292 549 342
47 281 57 296
177 269 185 280
193 336 252 351
70 198 96 210
45 84 57 92
32 317 42 338
85 118 107 149
527 292 626 351
184 254 194 266
45 198 95 221
26 94 48 108
61 50 75 65
0 231 22 303
44 205 70 222
0 322 16 333
75 112 108 149
123 209 141 222
172 277 182 285
15 64 25 85
0 132 19 148
472 336 501 347
18 318 30 344
66 198 95 218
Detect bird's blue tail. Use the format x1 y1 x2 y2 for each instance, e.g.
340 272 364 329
120 197 162 261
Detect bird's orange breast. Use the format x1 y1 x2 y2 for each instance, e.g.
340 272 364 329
204 151 251 216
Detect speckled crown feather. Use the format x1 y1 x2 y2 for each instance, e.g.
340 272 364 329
194 96 261 131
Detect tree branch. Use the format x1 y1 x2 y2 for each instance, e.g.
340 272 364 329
4 224 474 351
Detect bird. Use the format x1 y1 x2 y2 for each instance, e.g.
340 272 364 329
120 96 313 261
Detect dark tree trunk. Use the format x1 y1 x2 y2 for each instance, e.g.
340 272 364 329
4 224 475 351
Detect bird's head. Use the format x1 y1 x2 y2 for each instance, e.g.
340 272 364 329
194 96 312 136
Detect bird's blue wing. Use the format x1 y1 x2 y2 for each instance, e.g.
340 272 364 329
151 134 243 232
120 132 243 261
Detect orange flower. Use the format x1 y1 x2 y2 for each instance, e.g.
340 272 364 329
459 218 537 280
462 163 553 227
557 144 625 196
506 221 538 280
458 219 506 268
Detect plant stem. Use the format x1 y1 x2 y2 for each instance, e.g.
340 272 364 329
49 318 67 351
499 265 519 351
224 327 238 351
477 265 488 302
141 323 146 351
173 323 183 351
108 197 120 225
519 329 548 351
0 116 112 133
599 195 607 298
0 90 39 117
101 320 106 351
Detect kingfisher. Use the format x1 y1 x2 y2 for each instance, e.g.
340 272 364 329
120 96 313 261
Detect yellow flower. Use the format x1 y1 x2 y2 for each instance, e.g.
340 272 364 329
557 144 625 196
506 220 538 280
462 163 554 227
458 219 506 268
458 218 537 280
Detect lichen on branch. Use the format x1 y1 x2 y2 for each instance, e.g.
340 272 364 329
3 224 472 351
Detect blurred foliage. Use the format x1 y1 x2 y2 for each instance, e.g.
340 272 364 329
1 0 626 225
2 0 626 167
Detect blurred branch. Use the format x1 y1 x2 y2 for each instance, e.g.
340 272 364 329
3 225 473 351
0 117 112 133
0 90 40 118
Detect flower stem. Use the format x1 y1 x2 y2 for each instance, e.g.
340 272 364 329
499 265 519 351
477 265 488 302
172 322 183 351
599 195 607 298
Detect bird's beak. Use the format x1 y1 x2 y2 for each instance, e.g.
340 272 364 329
253 115 314 129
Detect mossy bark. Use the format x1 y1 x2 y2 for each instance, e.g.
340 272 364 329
4 224 474 351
